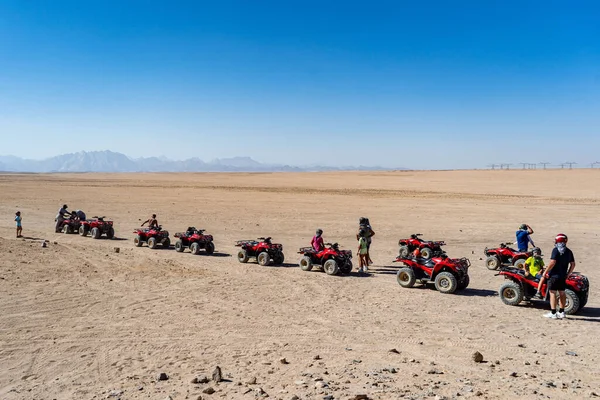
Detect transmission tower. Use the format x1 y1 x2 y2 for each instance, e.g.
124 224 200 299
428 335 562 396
590 162 600 169
487 164 499 170
519 162 529 169
564 162 577 169
528 163 537 169
539 162 550 170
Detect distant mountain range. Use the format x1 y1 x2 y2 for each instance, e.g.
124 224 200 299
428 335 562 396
0 151 402 173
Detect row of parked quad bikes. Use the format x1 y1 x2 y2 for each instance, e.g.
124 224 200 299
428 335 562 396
58 220 590 316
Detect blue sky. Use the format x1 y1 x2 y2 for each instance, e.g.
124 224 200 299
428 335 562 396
0 1 598 169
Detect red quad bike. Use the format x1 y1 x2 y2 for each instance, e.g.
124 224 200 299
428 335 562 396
398 233 446 259
133 225 171 249
78 216 115 239
298 243 353 276
235 237 285 266
484 243 532 270
394 254 471 294
174 227 215 255
59 217 82 234
497 267 590 315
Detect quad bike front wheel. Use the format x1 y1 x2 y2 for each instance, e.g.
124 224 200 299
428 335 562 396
398 245 410 258
564 288 580 315
63 224 72 234
340 260 352 274
299 256 313 271
148 237 157 249
434 272 458 294
397 267 416 288
162 238 170 249
257 251 271 266
420 247 433 259
133 235 143 247
273 251 285 265
190 242 200 255
106 227 115 240
323 259 340 275
486 255 500 270
91 227 101 239
79 225 88 236
175 240 185 252
457 274 470 290
499 281 523 306
204 242 215 255
237 249 249 263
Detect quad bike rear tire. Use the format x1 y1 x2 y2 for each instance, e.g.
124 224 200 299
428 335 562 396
564 288 580 315
513 258 526 270
204 242 215 255
134 235 143 247
106 227 115 240
486 255 500 270
79 225 88 236
190 242 201 255
499 281 523 306
148 237 157 249
175 240 185 252
237 249 249 263
340 260 352 274
457 274 470 290
257 251 271 266
420 247 433 259
323 259 340 275
299 256 313 271
91 227 101 239
162 238 170 249
434 272 458 294
398 245 410 258
397 267 416 288
273 251 285 265
63 224 72 234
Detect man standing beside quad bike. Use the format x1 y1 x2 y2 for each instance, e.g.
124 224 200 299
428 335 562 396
543 234 576 319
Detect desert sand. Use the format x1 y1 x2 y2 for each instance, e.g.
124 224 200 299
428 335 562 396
0 170 599 400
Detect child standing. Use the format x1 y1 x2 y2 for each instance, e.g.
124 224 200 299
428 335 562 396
358 229 369 273
15 211 22 238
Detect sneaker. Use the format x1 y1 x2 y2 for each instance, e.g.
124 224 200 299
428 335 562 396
557 312 566 319
543 312 557 319
363 265 369 272
533 292 542 300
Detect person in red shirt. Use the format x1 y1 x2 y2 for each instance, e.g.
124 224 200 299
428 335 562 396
311 229 325 252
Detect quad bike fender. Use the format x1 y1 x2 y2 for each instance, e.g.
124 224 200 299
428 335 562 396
431 266 455 279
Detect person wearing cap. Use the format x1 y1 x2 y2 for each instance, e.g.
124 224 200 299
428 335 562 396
515 224 535 252
55 204 71 232
311 229 325 252
543 234 576 319
525 248 546 299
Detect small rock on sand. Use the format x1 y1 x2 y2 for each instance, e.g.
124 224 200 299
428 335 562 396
472 352 484 363
157 372 169 381
212 366 222 382
203 387 216 394
280 357 289 364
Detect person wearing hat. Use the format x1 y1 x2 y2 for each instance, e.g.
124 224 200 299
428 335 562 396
543 234 576 319
515 223 535 252
311 229 325 252
525 247 545 299
55 204 71 232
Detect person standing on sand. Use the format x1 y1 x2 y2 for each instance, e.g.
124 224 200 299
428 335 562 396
55 204 71 232
516 224 535 252
357 229 369 273
358 217 375 265
15 211 22 238
543 234 576 319
311 229 324 252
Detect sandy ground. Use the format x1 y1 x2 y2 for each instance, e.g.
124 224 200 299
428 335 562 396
0 170 599 400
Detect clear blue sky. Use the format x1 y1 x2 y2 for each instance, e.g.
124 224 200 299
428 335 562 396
0 1 598 169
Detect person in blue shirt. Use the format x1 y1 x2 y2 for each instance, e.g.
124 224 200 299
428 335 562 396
15 211 22 238
515 224 535 252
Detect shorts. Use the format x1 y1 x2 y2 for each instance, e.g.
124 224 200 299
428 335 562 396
548 276 567 291
534 273 543 280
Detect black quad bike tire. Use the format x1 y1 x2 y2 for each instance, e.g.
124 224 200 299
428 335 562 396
91 227 101 239
486 255 500 270
564 288 581 315
162 237 170 249
420 247 433 259
204 241 215 255
147 237 157 249
273 251 285 265
398 245 410 258
499 281 523 306
63 224 72 234
133 235 143 247
513 258 526 270
457 274 470 290
237 249 249 263
79 225 88 236
397 267 417 288
434 272 458 294
340 259 352 274
299 256 313 271
175 240 185 252
257 251 271 266
106 227 115 240
323 259 340 275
